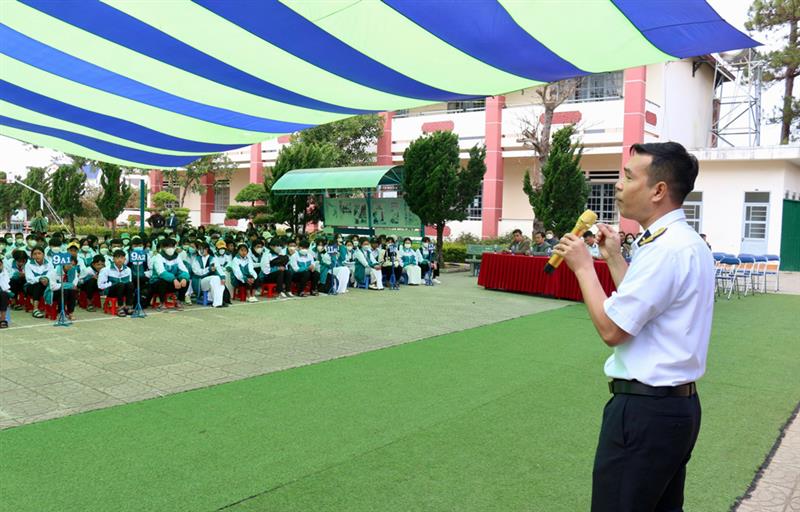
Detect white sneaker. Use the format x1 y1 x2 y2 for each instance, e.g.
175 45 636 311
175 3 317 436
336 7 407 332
287 292 294 297
433 278 442 284
185 297 193 305
369 284 378 290
279 292 288 299
247 296 258 303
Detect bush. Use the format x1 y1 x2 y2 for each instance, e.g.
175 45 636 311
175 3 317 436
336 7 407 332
226 205 253 220
152 191 177 208
49 224 153 238
252 214 271 225
442 242 466 263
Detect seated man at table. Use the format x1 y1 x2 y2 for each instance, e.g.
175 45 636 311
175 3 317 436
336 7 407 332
530 231 552 256
583 231 601 258
505 229 530 255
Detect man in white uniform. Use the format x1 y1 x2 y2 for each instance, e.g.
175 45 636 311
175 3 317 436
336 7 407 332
554 142 714 512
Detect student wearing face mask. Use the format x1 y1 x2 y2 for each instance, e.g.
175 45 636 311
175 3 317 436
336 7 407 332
621 233 637 260
149 238 190 310
418 237 441 284
24 246 55 319
397 237 423 285
126 236 151 308
263 238 290 298
48 253 80 320
213 239 234 300
289 239 319 297
231 243 259 303
178 241 196 304
250 239 266 284
354 238 384 290
545 230 558 247
341 240 357 286
328 238 351 294
97 242 112 267
313 239 333 293
79 255 105 312
192 241 229 308
0 237 9 263
8 251 28 308
25 234 40 256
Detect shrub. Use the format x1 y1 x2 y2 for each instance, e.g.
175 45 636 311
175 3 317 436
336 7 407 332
442 242 466 263
226 205 253 220
152 191 177 209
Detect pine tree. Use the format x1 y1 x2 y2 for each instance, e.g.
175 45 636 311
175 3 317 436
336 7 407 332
523 125 589 236
402 130 486 267
50 163 86 233
96 162 132 236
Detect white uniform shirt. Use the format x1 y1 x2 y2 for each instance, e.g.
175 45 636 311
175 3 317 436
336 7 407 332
603 209 715 387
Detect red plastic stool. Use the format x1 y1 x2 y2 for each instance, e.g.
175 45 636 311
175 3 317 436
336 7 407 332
17 293 33 312
78 290 87 309
260 283 276 298
234 286 247 302
150 293 178 309
43 302 58 320
290 282 313 295
103 296 118 316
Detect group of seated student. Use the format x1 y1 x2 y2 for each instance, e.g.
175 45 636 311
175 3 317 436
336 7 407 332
0 228 441 328
505 228 646 261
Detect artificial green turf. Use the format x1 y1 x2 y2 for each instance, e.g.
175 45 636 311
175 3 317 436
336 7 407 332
1 294 798 511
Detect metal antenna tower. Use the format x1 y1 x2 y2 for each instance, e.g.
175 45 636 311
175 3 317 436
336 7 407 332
711 49 764 148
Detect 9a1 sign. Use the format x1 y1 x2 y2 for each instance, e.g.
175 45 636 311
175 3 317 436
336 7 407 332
50 253 73 266
130 250 147 264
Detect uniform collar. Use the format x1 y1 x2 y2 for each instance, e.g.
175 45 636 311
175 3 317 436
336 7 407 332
637 209 685 244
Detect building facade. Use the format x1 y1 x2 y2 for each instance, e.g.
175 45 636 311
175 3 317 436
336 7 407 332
145 58 800 260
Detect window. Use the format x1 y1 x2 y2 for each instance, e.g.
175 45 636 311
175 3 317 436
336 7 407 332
587 183 617 223
570 71 623 102
743 192 769 240
467 183 482 221
213 180 230 213
446 99 486 112
683 191 703 232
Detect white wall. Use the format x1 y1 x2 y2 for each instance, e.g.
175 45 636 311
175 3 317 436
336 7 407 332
660 61 715 149
694 160 786 255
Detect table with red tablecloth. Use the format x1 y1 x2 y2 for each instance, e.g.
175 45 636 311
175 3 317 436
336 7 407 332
477 253 616 301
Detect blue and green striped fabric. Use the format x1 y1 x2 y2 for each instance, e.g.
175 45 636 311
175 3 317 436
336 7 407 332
0 0 758 169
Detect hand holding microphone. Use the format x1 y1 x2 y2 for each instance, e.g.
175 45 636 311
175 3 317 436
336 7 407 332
544 209 597 274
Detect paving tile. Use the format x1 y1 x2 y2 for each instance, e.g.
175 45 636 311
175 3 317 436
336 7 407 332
100 382 163 401
737 482 794 511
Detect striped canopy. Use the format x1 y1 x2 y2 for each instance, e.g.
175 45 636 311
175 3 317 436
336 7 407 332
0 0 758 169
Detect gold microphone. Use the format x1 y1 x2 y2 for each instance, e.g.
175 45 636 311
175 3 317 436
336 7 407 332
544 209 598 274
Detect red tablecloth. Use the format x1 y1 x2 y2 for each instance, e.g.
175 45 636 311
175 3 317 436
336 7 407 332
477 253 616 301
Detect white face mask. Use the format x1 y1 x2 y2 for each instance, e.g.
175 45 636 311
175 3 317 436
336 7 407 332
404 243 412 249
218 249 226 255
100 248 109 256
164 248 176 256
28 240 38 248
545 234 553 240
299 249 308 255
254 247 263 255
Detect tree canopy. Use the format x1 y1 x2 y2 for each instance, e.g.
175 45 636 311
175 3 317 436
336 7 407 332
293 114 384 166
50 163 87 232
266 141 338 234
746 0 800 143
402 130 486 264
96 162 132 235
523 125 589 236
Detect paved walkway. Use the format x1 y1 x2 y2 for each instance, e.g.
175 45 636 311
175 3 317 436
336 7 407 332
735 271 800 512
0 273 567 429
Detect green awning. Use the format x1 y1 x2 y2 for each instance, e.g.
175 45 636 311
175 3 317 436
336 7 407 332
271 165 403 195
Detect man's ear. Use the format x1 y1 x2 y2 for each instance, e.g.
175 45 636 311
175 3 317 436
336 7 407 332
651 181 669 203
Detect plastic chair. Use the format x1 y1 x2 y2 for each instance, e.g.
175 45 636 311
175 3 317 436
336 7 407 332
765 254 780 292
752 255 768 293
717 257 741 299
103 296 119 316
151 293 178 309
260 283 277 298
736 254 756 296
234 286 247 302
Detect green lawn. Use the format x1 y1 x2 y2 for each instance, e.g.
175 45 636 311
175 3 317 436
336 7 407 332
1 294 797 511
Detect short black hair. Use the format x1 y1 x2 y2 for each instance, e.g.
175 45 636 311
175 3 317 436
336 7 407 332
112 249 126 259
534 231 545 238
512 229 523 235
630 142 698 204
583 231 595 239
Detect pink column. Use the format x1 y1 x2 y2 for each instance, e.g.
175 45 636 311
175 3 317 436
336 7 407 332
200 173 215 226
482 96 505 239
148 169 162 207
376 112 394 165
249 143 264 184
620 67 646 234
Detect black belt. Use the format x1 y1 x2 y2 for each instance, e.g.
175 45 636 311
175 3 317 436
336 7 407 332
609 379 696 397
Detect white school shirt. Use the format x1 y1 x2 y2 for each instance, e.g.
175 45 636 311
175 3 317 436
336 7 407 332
603 208 715 387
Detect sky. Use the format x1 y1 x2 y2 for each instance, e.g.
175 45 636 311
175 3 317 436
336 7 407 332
0 0 789 178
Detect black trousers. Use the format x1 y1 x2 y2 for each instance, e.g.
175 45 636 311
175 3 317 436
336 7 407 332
420 261 439 278
10 276 25 296
592 393 701 512
292 270 318 293
80 279 99 304
24 282 46 301
264 270 288 293
53 288 76 314
0 291 9 312
152 279 187 302
106 282 134 307
382 265 403 284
